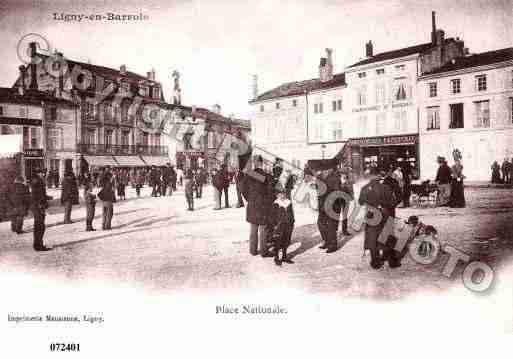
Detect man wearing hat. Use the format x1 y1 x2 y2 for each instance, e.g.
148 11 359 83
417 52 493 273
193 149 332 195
240 155 274 256
358 168 397 269
30 168 51 251
8 175 30 234
435 156 452 206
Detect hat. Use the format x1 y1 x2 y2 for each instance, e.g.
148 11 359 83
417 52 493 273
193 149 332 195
405 215 419 225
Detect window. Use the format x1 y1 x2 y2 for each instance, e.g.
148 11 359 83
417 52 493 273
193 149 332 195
474 100 490 128
121 131 130 146
429 82 437 97
259 105 264 112
476 75 487 91
331 121 343 141
376 113 386 135
376 84 385 103
357 86 367 106
154 134 161 147
139 85 149 97
23 127 29 149
426 107 440 130
292 99 297 107
103 103 113 121
142 132 149 146
394 83 407 101
95 76 103 91
511 98 513 124
153 87 161 99
314 103 323 114
319 103 323 113
30 127 39 148
86 129 96 144
332 99 342 111
83 102 94 121
395 64 405 71
358 115 368 136
449 103 464 129
451 79 461 94
358 72 366 78
45 106 57 121
376 68 385 75
276 102 280 109
19 106 27 117
105 129 113 148
0 106 3 116
48 128 61 150
113 104 121 121
393 110 407 132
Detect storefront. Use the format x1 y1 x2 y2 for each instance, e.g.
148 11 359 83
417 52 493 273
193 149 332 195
347 134 419 178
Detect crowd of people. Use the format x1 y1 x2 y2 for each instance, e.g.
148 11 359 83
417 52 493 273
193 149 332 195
491 158 513 184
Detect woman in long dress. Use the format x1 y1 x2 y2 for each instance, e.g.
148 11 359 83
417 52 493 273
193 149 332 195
449 159 465 208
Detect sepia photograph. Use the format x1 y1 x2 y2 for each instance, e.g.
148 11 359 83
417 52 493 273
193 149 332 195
1 0 512 357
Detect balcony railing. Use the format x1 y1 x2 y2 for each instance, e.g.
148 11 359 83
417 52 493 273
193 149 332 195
78 143 168 156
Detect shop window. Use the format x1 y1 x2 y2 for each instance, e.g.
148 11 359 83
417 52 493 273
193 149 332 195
426 106 440 130
476 75 487 91
451 79 461 94
474 100 490 128
449 103 464 129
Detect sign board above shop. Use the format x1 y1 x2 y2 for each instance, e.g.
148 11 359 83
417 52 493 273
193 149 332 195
352 101 413 113
24 148 44 157
349 134 418 147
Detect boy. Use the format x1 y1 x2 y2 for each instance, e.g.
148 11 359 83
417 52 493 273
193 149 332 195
269 185 295 266
84 184 97 231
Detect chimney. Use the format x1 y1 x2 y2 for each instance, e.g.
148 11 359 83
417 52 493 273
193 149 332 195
147 69 155 81
28 42 38 90
435 29 445 46
120 64 126 75
19 65 26 91
251 74 258 100
431 11 436 44
365 41 373 57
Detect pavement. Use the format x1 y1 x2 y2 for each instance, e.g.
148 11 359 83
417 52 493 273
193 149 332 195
1 183 513 299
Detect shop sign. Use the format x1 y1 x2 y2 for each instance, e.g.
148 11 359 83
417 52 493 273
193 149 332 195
24 148 44 157
350 135 417 147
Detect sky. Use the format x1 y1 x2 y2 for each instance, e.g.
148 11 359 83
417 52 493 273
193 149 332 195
0 0 511 119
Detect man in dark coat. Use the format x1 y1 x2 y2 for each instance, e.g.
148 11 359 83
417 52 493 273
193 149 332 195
400 160 412 207
240 155 274 256
340 168 355 236
8 175 31 234
30 168 51 251
220 164 230 208
435 157 452 206
235 169 245 208
149 166 159 197
358 170 397 269
195 167 207 198
61 169 79 224
316 168 343 253
169 165 177 192
162 164 171 196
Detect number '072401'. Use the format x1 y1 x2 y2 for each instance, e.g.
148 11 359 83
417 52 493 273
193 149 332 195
49 343 80 352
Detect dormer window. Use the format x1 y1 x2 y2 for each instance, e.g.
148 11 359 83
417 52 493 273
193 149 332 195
276 102 280 109
358 72 366 78
376 68 385 75
395 64 405 71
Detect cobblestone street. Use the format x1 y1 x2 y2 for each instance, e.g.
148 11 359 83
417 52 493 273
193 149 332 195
1 184 513 299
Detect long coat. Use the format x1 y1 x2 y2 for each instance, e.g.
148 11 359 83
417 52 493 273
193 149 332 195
8 182 31 216
61 173 79 205
240 168 274 225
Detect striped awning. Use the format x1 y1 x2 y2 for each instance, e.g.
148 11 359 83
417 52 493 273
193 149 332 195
114 156 146 167
141 156 170 166
83 155 118 167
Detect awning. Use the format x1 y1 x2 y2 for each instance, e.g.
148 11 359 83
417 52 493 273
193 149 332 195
0 134 22 158
83 155 118 167
114 155 146 167
141 156 170 166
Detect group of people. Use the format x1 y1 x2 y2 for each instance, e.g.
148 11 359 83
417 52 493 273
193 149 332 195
491 158 513 184
434 156 466 208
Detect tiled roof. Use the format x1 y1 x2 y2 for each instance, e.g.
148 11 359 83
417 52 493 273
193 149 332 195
348 42 433 68
0 87 76 107
252 72 346 102
422 47 513 76
14 53 166 102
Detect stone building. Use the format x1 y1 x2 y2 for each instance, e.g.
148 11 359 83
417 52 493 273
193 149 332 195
0 84 77 180
13 43 170 173
418 47 513 181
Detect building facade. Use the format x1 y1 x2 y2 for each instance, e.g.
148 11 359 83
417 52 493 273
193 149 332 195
0 86 77 180
14 43 170 173
418 47 513 181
